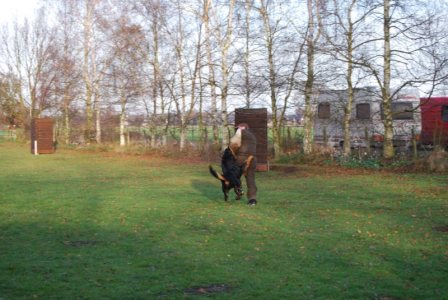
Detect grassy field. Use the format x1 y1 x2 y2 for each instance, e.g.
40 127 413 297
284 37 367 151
0 142 447 299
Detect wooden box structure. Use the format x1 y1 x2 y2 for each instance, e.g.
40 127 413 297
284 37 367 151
31 118 55 154
234 108 268 171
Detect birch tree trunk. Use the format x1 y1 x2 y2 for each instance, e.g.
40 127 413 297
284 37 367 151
160 81 168 147
198 65 206 150
303 0 319 155
382 0 394 159
150 59 158 148
175 4 201 152
150 7 162 148
177 37 187 151
204 0 219 145
63 95 70 144
343 1 355 157
219 0 235 150
94 92 101 144
259 0 281 157
82 0 94 143
58 2 75 145
92 48 101 144
119 93 127 147
244 0 252 108
257 0 305 158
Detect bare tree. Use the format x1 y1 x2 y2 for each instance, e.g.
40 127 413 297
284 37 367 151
108 18 146 146
0 29 28 128
356 0 448 158
243 0 254 108
0 73 24 128
234 0 264 109
202 0 219 145
135 0 172 148
51 0 82 144
319 0 378 156
253 0 307 157
302 0 323 155
214 0 236 149
75 0 119 144
81 0 96 142
165 0 202 151
0 9 58 122
379 0 393 158
2 0 444 157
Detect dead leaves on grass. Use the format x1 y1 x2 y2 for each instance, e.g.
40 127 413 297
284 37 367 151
433 225 448 233
270 164 372 177
63 240 100 247
184 284 232 295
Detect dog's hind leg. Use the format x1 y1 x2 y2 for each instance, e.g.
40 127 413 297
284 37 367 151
222 182 229 201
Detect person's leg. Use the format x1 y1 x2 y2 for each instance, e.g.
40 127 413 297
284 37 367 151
245 157 257 205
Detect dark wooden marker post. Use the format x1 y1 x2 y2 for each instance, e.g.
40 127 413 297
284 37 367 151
31 118 55 154
234 108 268 171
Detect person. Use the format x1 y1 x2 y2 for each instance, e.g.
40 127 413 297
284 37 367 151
229 123 258 206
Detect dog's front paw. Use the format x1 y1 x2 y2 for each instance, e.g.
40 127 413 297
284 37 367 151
235 187 244 200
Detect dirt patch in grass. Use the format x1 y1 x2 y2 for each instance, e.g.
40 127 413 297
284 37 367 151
270 164 372 177
68 146 446 176
184 284 232 295
270 165 300 173
63 240 100 247
433 225 448 233
66 146 207 166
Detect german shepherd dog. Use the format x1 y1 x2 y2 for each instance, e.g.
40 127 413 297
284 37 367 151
209 147 253 201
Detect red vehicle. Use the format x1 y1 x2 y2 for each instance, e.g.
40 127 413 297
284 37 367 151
420 97 448 148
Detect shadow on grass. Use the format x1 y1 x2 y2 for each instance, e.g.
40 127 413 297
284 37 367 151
190 179 227 202
2 218 447 299
0 221 235 299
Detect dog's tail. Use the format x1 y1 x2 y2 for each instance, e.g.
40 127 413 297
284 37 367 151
209 165 226 181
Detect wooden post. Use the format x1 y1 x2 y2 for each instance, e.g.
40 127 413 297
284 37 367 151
235 108 268 171
31 118 55 154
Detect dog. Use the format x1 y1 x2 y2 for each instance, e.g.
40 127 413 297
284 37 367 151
209 147 253 201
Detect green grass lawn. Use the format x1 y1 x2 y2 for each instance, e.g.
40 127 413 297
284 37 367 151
1 142 447 299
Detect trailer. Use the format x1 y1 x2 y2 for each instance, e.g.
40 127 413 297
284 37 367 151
313 88 421 151
420 97 448 148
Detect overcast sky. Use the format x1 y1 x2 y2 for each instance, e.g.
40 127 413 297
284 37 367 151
0 0 38 24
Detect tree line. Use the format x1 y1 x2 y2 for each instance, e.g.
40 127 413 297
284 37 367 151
0 0 447 158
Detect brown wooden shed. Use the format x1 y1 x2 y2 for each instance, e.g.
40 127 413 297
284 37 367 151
31 118 55 154
234 108 268 171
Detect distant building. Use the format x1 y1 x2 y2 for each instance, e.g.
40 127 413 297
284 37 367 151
313 87 421 150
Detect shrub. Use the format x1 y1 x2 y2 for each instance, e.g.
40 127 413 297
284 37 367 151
336 155 382 169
